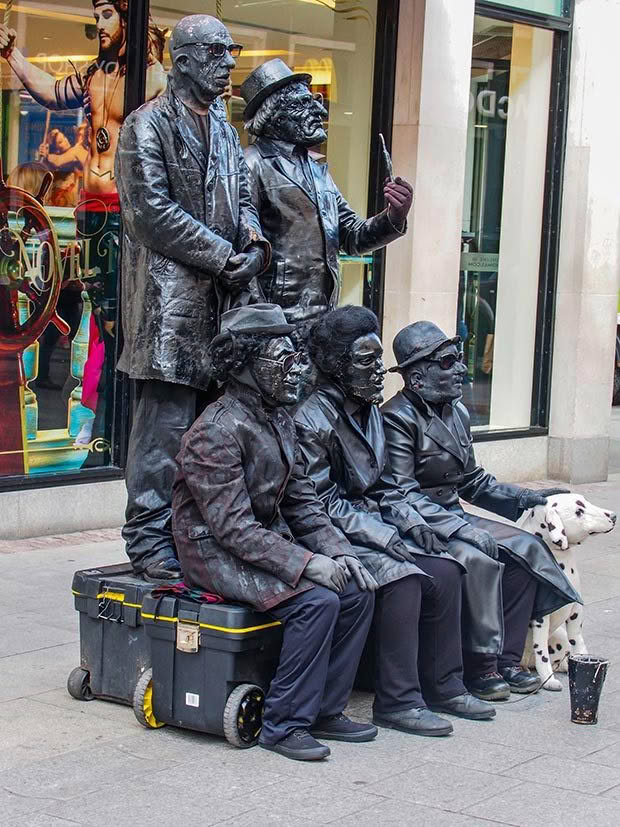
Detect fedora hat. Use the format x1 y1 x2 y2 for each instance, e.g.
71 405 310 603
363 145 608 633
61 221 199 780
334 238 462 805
240 58 312 119
389 321 461 372
210 303 295 351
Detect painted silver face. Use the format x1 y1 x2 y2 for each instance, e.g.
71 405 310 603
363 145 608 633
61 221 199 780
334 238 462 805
340 333 386 405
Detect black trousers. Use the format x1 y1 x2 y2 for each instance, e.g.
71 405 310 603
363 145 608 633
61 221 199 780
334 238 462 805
372 556 466 714
122 379 202 571
259 580 374 745
463 548 538 678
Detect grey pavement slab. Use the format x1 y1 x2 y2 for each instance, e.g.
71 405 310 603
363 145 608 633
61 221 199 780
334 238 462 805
502 752 620 793
332 798 507 826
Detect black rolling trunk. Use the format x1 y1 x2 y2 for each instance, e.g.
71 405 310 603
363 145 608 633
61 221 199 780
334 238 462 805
140 593 283 747
68 564 156 704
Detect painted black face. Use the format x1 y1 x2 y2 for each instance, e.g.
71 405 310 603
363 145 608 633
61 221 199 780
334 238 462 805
174 21 237 103
271 83 327 147
339 333 386 405
409 342 467 404
251 336 302 407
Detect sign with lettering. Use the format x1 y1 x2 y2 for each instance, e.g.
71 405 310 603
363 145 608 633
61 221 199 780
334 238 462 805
460 252 500 272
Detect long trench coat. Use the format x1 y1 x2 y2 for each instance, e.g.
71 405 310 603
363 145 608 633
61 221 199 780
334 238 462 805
381 389 582 641
294 383 466 588
244 137 405 324
172 381 353 612
116 86 270 391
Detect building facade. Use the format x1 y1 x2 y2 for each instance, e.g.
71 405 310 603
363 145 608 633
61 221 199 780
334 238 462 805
0 0 618 539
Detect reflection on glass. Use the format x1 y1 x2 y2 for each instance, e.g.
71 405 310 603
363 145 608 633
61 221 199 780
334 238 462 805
459 15 553 430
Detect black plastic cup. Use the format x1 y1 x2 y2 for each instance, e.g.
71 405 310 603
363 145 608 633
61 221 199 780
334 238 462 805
568 655 609 725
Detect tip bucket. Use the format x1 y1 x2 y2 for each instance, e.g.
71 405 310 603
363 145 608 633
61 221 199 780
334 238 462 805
568 655 609 725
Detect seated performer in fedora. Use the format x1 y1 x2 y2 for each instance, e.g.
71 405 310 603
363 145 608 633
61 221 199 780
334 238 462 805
240 59 413 329
381 321 581 699
294 305 495 735
172 304 378 762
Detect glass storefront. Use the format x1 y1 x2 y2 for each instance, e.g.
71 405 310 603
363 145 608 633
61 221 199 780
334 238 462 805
458 13 554 430
0 0 379 485
484 0 570 17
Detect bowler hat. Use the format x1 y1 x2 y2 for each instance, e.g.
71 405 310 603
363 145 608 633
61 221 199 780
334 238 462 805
389 321 461 372
240 58 312 119
211 304 295 352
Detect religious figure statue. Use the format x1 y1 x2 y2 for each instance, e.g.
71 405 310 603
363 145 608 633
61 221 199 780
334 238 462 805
381 321 581 699
172 303 377 761
294 305 495 735
240 59 413 329
114 15 271 581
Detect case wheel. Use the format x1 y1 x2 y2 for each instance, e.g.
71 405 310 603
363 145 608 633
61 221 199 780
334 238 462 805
133 668 165 729
67 667 94 701
223 683 265 748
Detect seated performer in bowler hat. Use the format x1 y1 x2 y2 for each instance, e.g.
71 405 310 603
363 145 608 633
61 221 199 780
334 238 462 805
240 59 413 330
172 304 378 762
381 321 581 699
294 305 496 736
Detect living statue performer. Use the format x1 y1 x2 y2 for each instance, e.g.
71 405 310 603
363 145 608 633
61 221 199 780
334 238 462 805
172 303 377 761
115 15 271 581
381 321 581 699
240 59 413 328
294 306 495 735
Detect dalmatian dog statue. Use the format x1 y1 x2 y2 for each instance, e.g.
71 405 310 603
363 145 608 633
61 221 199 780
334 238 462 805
518 493 616 690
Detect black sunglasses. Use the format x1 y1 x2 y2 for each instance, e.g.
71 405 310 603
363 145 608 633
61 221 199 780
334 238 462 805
256 351 302 373
178 42 243 58
427 352 464 370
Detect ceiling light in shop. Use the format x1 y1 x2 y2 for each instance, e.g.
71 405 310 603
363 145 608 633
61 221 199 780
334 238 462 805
0 2 91 24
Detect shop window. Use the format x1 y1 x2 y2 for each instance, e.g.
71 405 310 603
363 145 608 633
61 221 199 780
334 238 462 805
150 0 379 307
483 1 570 17
458 14 553 430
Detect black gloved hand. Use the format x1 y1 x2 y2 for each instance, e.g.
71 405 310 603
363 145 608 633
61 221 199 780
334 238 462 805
220 245 265 292
518 487 570 511
304 554 348 592
407 524 449 554
384 535 417 564
454 524 499 559
384 176 413 225
335 555 378 591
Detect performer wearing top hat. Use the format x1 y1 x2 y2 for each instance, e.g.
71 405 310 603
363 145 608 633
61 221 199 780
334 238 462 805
240 58 414 328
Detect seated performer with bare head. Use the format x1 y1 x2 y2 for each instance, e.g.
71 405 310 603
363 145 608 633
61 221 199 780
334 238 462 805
294 305 495 735
172 304 377 762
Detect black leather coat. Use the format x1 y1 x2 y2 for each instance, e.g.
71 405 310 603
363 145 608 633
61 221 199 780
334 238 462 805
172 382 353 611
294 383 465 588
381 389 581 621
116 87 270 391
245 137 405 324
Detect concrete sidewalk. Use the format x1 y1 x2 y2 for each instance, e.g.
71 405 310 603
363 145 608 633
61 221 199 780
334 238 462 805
1 477 620 827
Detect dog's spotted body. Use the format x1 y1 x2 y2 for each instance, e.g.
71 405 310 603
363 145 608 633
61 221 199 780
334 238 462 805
518 493 615 690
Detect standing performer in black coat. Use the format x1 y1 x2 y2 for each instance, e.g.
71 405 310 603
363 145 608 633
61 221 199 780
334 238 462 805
115 15 270 581
294 306 495 736
381 321 581 699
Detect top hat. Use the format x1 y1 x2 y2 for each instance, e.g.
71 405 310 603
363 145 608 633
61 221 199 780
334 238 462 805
210 303 295 351
389 321 461 372
240 59 312 120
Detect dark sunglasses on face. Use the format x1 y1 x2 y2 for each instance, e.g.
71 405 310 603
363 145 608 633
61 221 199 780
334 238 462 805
256 351 302 373
428 352 464 370
180 42 243 58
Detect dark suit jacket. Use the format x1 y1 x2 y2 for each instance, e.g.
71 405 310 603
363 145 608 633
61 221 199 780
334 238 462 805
116 87 270 391
244 137 404 324
172 381 352 611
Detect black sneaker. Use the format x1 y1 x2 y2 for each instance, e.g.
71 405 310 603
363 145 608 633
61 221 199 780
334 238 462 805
259 728 330 761
466 672 511 701
500 666 542 694
310 713 377 742
142 557 183 583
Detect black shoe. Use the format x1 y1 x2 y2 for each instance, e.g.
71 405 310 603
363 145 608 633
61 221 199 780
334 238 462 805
373 707 453 737
310 713 377 742
35 378 63 391
466 672 511 701
259 729 330 761
142 557 183 583
500 666 542 694
429 692 496 720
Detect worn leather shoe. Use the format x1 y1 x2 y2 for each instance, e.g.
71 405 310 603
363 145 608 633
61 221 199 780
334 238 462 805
466 672 511 701
260 728 330 761
429 692 496 720
142 557 183 583
501 666 542 694
373 707 453 737
311 713 377 742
